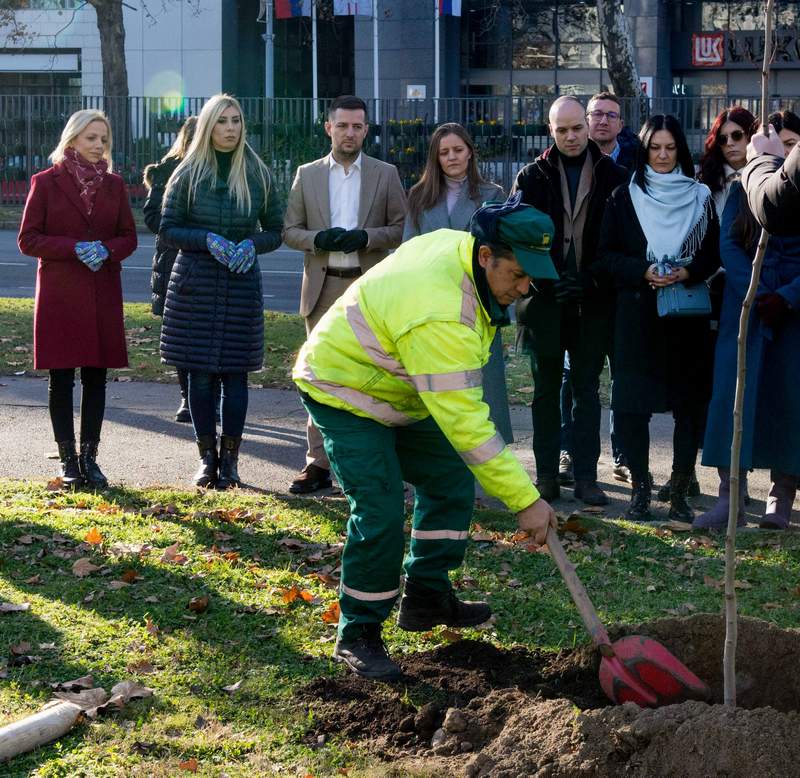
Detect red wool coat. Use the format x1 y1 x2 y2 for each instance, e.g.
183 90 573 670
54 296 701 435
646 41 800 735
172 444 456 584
18 164 137 369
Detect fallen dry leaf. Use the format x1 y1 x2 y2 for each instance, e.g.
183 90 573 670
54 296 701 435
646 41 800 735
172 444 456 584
222 680 242 693
121 569 140 584
25 575 42 585
321 601 340 624
179 758 199 773
660 520 693 532
440 629 462 642
144 616 161 638
762 602 783 610
50 674 95 691
107 581 130 590
53 687 109 710
72 558 102 578
109 680 154 703
84 527 104 545
96 502 120 515
0 602 30 614
11 641 32 655
46 476 64 491
160 542 189 565
127 660 155 674
188 596 209 613
277 537 306 550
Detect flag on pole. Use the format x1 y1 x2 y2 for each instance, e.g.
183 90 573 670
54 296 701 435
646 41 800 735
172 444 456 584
333 0 368 14
438 0 461 15
275 0 311 19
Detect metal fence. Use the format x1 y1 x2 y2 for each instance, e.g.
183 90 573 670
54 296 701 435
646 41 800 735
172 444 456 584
0 94 793 207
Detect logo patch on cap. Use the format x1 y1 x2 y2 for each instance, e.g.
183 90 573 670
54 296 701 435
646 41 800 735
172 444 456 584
542 233 551 246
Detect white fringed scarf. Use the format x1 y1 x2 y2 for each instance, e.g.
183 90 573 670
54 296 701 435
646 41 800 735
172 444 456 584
629 166 713 265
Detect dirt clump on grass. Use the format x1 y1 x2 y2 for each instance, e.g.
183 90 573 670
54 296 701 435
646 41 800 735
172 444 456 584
299 615 800 777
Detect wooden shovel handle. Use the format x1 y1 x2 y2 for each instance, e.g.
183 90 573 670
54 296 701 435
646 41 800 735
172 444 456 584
546 526 613 652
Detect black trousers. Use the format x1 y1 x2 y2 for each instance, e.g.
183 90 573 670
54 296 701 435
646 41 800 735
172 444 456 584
188 371 248 438
48 367 107 443
614 405 705 484
530 312 606 482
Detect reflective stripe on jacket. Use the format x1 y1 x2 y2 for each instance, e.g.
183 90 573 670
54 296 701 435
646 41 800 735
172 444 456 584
293 228 539 513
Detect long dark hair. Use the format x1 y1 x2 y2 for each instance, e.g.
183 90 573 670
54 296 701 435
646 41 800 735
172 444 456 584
407 123 486 232
633 114 694 192
698 106 755 193
767 109 800 135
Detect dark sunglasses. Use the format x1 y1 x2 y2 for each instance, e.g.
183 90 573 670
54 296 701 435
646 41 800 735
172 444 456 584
718 129 745 145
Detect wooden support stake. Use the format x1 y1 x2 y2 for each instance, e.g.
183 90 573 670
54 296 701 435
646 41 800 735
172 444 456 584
0 701 83 762
724 0 775 709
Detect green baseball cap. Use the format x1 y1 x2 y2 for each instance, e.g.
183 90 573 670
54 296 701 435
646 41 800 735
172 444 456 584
470 193 558 280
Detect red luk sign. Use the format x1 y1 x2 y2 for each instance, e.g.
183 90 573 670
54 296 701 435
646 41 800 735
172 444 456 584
693 33 725 67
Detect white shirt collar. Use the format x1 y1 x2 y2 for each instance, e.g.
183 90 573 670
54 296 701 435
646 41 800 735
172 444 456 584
329 152 363 171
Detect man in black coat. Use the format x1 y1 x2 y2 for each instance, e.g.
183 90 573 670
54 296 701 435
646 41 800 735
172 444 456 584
512 95 628 504
742 123 800 236
586 92 637 173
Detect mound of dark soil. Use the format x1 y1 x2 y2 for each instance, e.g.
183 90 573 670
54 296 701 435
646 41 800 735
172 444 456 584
298 615 800 777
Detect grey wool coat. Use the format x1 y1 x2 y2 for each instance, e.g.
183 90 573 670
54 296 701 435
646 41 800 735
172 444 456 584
401 179 514 443
402 180 504 242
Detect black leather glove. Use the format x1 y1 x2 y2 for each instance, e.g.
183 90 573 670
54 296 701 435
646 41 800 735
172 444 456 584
553 273 583 303
314 227 347 252
337 229 369 254
756 292 790 328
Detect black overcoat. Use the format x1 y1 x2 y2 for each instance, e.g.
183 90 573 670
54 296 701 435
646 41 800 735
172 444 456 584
159 163 284 373
511 140 629 358
595 183 720 415
143 157 180 316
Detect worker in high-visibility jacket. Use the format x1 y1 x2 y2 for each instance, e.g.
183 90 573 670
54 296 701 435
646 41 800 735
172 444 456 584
293 194 559 680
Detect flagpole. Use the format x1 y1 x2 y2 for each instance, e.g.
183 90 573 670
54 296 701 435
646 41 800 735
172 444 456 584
312 0 319 119
434 0 439 123
264 0 274 99
373 0 379 122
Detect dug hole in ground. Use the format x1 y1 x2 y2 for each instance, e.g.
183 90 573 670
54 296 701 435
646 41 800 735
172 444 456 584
299 614 800 777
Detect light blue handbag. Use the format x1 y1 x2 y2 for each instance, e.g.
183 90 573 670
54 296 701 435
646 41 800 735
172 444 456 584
653 254 712 318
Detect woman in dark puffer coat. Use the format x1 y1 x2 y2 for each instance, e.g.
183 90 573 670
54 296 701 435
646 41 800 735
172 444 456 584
143 115 196 422
160 94 283 488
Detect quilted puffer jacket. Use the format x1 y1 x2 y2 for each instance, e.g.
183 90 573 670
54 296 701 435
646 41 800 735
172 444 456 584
159 151 284 373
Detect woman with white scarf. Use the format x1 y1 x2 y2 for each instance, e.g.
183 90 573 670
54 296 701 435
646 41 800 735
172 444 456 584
595 115 720 522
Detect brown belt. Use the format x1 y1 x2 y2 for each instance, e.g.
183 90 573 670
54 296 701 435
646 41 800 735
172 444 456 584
325 266 362 279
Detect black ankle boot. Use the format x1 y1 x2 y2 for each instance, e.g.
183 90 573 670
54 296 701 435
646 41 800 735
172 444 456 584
193 434 218 487
397 579 492 632
57 440 84 488
216 435 242 490
625 480 652 521
79 440 108 489
669 471 695 522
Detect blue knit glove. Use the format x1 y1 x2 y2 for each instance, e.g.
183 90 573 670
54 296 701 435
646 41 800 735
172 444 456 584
206 232 235 266
75 241 108 272
228 239 256 274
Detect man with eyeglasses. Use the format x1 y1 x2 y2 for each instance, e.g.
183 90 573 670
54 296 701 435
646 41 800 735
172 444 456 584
586 92 637 172
511 95 628 506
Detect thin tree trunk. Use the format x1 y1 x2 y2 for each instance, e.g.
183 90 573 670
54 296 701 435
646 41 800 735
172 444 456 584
88 0 128 98
595 1 648 124
724 0 775 709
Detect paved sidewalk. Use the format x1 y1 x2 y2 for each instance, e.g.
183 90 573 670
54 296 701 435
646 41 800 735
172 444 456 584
0 375 779 522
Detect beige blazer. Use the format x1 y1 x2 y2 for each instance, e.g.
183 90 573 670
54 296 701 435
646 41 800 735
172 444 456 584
283 153 407 317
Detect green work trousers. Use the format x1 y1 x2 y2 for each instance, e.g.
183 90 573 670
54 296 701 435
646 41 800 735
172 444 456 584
302 394 475 641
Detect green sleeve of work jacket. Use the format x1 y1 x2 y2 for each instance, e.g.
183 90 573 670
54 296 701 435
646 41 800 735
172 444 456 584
396 321 540 514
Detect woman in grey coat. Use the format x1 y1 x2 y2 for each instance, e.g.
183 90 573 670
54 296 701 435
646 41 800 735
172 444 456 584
403 123 512 442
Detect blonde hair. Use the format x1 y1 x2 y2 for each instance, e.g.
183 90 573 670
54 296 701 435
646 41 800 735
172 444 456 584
172 94 269 215
50 109 113 171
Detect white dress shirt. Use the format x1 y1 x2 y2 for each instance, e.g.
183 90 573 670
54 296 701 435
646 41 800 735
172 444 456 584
327 152 362 269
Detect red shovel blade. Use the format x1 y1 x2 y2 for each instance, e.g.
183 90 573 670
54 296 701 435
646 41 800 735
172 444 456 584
599 635 709 707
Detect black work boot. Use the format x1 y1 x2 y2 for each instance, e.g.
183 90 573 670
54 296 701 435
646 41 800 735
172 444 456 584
397 579 492 632
657 468 701 502
216 434 242 490
333 623 402 681
668 471 695 522
625 479 652 522
193 434 218 488
79 440 108 490
57 440 84 488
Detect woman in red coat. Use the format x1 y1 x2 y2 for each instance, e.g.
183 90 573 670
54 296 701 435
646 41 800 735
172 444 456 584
18 109 137 489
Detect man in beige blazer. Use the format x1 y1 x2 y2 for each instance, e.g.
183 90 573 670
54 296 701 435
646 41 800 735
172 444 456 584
284 94 407 494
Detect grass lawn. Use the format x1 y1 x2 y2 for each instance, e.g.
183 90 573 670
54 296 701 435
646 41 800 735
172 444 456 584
1 480 798 776
0 298 608 406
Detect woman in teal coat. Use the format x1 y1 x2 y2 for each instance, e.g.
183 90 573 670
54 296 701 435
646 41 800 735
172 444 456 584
403 123 512 443
696 183 800 530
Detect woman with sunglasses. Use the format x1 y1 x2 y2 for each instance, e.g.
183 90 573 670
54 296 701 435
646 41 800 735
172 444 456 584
696 117 800 531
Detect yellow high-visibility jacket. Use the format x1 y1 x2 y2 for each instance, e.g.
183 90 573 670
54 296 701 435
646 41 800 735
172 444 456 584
293 228 540 513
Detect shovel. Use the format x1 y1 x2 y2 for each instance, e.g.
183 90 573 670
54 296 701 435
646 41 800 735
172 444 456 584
546 526 709 707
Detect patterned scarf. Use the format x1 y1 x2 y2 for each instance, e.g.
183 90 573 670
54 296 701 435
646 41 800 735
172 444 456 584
62 147 108 216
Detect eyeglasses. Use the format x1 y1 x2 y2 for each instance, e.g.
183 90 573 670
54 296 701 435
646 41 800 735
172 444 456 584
718 129 746 145
587 109 620 121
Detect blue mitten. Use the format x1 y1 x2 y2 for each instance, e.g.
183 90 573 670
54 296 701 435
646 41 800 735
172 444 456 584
229 239 256 274
75 241 105 272
206 232 235 266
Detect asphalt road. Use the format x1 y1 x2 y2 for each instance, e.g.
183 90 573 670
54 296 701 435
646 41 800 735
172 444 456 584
0 230 304 314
